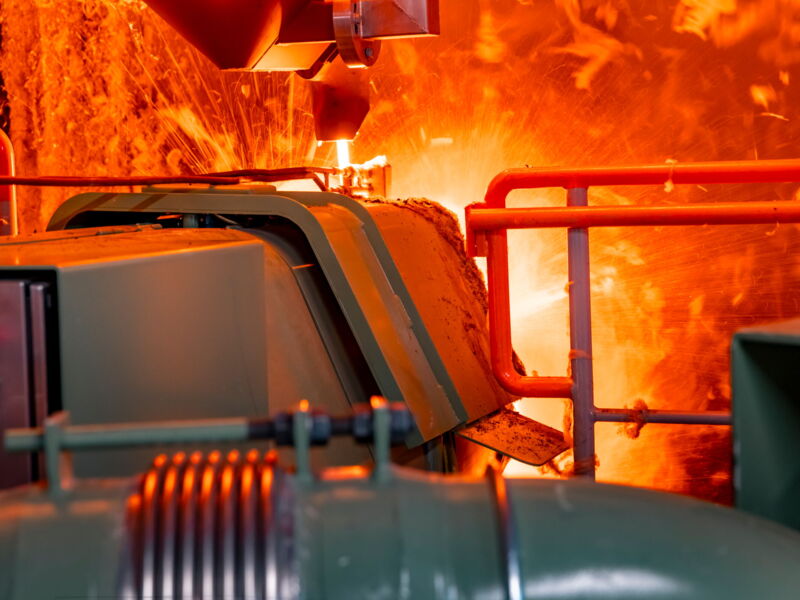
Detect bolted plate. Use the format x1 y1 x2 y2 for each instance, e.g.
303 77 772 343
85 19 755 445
456 408 570 466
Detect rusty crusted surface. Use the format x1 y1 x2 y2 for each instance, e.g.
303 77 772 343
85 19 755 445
457 407 570 466
365 198 516 423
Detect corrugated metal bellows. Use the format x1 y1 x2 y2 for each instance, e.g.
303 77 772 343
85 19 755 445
120 450 296 600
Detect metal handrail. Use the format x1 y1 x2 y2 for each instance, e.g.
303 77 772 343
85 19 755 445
466 158 800 478
0 129 16 235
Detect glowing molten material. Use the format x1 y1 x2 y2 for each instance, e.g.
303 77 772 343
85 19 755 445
336 139 352 170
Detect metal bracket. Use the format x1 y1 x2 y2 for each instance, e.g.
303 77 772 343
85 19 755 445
333 0 381 68
370 396 392 482
292 401 313 483
42 411 74 498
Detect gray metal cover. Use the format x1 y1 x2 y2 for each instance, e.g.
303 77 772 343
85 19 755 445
0 228 269 477
49 192 469 445
732 318 800 530
0 281 32 486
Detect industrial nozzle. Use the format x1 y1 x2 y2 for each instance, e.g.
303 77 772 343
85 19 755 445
310 60 370 141
142 0 438 71
141 0 439 139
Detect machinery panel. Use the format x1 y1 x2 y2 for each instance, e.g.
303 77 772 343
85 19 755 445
732 318 800 530
0 281 32 487
0 227 269 477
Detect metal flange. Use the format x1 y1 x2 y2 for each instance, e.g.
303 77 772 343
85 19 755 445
332 0 381 68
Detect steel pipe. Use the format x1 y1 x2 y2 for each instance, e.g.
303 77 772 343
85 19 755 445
567 188 596 478
5 418 254 452
486 228 574 398
0 175 242 187
469 202 800 231
594 409 732 426
486 463 523 600
4 406 413 453
10 449 800 599
483 159 800 208
0 130 16 235
470 159 800 476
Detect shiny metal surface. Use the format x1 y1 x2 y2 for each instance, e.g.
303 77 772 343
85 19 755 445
178 454 202 600
142 0 284 69
142 0 436 70
139 0 439 138
361 0 440 39
333 0 381 68
240 452 259 600
140 455 166 600
487 463 524 600
0 280 32 488
28 283 49 430
5 457 800 598
125 450 294 600
159 454 183 599
567 187 595 478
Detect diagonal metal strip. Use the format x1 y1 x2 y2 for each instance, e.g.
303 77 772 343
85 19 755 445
457 408 569 466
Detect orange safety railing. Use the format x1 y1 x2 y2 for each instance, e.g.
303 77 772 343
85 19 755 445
465 159 800 477
0 130 16 236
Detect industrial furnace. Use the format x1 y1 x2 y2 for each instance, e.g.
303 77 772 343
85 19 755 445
2 0 800 598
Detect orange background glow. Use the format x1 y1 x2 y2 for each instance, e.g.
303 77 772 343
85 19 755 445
3 0 800 502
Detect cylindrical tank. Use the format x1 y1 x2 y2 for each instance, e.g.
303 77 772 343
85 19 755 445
1 449 800 600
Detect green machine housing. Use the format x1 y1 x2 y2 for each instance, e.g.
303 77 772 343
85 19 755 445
732 318 800 530
0 186 569 486
2 398 800 600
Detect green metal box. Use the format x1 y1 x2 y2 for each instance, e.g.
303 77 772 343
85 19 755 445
732 319 800 530
0 226 268 477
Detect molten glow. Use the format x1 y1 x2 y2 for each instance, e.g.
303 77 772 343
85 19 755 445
370 395 388 410
221 465 234 495
162 467 177 497
336 139 351 169
181 468 196 499
200 466 215 499
322 465 371 480
143 471 158 500
240 464 254 492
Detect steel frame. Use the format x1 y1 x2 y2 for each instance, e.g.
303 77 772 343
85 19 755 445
466 159 800 478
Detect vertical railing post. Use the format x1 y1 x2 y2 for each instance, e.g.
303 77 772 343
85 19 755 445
0 130 16 236
567 187 596 478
